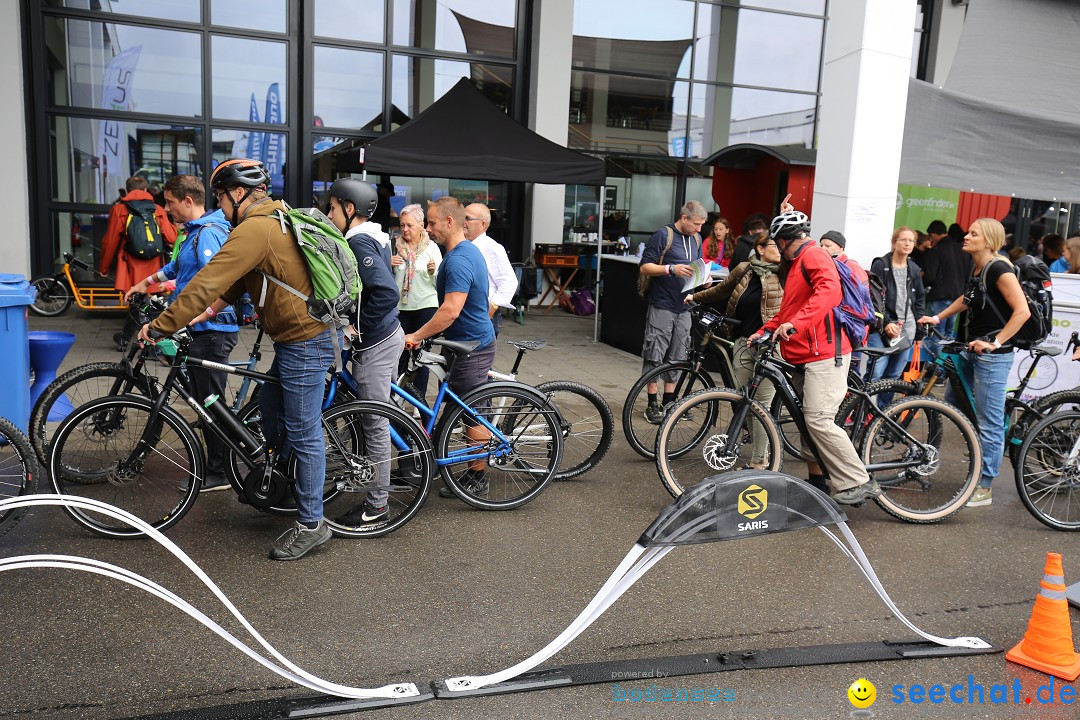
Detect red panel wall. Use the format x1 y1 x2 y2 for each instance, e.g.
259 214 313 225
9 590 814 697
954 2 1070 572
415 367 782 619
710 159 816 234
956 191 1011 229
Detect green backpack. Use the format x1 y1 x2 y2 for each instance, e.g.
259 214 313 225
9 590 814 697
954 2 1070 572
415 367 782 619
259 204 362 335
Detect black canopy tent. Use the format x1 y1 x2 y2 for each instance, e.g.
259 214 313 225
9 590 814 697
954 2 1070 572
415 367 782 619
350 78 607 337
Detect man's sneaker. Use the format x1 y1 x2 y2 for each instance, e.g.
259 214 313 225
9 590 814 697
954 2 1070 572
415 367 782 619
966 487 992 507
438 469 488 498
833 479 883 506
269 520 331 561
334 501 389 526
644 402 665 425
199 474 231 493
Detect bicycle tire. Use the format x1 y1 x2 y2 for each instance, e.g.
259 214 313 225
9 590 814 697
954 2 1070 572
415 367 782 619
0 417 38 538
1014 411 1080 531
535 380 614 480
655 387 782 498
30 361 160 468
862 396 980 523
1009 390 1080 467
834 379 918 452
48 395 203 538
29 276 72 317
434 382 562 510
622 362 714 459
303 400 434 539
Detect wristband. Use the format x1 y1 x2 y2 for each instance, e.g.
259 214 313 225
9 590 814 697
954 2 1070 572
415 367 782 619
146 273 159 286
992 337 1002 349
205 306 217 318
667 264 673 276
932 314 940 324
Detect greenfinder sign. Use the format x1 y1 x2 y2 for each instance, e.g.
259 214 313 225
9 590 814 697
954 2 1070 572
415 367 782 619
895 185 960 231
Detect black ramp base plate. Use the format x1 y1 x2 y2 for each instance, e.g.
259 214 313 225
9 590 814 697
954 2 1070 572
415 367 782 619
116 684 435 720
432 638 1001 699
1067 581 1080 608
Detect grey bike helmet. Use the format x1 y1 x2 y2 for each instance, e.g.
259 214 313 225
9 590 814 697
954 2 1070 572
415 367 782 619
769 210 810 240
328 177 378 227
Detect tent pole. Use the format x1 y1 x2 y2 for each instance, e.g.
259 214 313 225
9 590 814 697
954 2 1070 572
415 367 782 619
593 199 603 343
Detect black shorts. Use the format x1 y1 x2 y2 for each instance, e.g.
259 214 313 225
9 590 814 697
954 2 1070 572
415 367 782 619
446 340 497 397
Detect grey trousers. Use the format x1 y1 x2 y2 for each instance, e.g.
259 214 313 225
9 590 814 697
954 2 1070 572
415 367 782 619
350 325 406 507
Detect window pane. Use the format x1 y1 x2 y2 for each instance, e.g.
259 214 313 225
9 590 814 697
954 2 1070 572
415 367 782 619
212 129 287 198
211 0 287 33
692 84 816 155
694 7 822 91
50 116 203 204
50 211 115 283
313 46 384 130
44 18 201 116
314 0 385 43
212 36 288 123
739 0 825 14
45 0 199 22
393 0 517 59
568 71 689 155
572 0 693 76
392 55 513 122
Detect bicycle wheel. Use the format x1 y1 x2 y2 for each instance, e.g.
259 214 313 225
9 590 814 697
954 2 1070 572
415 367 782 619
29 276 72 317
655 388 782 498
435 382 563 510
622 362 714 459
222 398 312 516
862 396 980 523
30 361 161 467
0 417 37 538
1009 390 1080 467
48 395 203 538
1014 411 1080 531
834 380 918 452
299 401 433 538
535 380 614 480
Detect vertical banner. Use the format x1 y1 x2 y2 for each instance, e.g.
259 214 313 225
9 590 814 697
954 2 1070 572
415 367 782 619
96 46 142 202
244 93 264 160
262 83 284 195
894 184 960 230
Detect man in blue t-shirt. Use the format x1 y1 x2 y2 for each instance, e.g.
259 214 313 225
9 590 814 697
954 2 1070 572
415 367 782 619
638 200 708 424
403 196 495 498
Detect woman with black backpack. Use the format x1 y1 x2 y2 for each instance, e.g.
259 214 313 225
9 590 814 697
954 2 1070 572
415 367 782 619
918 218 1030 508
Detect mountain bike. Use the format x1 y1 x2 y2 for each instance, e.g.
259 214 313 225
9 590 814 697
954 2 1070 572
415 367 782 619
1014 410 1080 531
654 332 982 523
47 328 433 539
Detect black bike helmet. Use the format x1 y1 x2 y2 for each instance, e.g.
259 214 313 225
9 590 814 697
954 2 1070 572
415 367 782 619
328 177 378 228
210 158 271 190
769 210 810 241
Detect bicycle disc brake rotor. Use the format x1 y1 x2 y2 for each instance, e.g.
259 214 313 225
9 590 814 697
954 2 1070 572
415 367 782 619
912 443 940 476
329 451 378 493
242 465 291 509
702 434 739 471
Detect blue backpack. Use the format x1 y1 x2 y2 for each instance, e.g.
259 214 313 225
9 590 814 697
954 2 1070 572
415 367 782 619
802 254 878 365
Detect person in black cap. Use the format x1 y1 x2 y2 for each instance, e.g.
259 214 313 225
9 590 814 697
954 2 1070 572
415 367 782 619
370 178 397 232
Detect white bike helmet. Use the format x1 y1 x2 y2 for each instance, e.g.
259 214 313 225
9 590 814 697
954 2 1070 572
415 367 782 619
770 210 810 240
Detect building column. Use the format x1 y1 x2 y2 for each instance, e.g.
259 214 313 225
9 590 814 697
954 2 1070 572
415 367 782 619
1 1 30 276
526 0 575 253
811 0 917 267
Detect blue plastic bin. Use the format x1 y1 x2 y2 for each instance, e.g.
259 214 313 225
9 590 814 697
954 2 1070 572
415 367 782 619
0 274 36 431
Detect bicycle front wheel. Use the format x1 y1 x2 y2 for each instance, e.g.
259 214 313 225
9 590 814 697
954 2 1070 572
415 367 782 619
1014 411 1080 531
315 400 434 538
655 388 782 498
435 383 563 509
622 362 714 459
862 396 980 523
29 277 72 317
1009 390 1080 467
0 417 37 538
48 395 203 538
536 380 614 480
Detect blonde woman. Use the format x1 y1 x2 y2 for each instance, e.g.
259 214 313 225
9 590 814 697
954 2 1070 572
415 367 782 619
392 203 442 399
918 218 1029 507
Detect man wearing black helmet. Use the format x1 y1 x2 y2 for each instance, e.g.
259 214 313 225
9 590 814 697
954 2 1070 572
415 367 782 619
325 177 404 526
748 211 881 505
140 158 339 560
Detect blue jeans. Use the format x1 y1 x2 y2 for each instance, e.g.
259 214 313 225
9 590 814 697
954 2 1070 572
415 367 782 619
866 332 913 383
952 350 1015 488
259 329 337 524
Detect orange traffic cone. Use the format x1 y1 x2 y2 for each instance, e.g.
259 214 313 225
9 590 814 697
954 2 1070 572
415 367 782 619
1006 552 1080 681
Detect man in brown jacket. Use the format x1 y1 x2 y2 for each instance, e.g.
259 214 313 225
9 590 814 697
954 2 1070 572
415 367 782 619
139 159 338 561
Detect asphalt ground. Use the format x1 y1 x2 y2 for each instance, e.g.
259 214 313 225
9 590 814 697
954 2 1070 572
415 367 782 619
3 307 1080 720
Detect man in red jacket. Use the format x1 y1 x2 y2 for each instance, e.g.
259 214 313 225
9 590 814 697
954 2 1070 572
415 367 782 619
749 211 881 505
98 176 177 350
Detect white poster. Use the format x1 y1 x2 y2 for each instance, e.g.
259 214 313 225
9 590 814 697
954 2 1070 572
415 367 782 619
1007 273 1080 400
96 46 142 202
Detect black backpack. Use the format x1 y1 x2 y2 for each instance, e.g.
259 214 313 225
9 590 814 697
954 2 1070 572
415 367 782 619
122 199 165 260
977 255 1053 349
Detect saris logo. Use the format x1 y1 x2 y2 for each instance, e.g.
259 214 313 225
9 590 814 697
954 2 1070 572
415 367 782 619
737 484 768 531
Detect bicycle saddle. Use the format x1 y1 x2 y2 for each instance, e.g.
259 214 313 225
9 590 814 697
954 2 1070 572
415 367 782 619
430 338 481 356
1031 344 1063 357
506 338 547 352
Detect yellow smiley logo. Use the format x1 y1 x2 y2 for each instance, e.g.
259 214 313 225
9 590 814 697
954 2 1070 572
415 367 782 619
848 678 876 709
